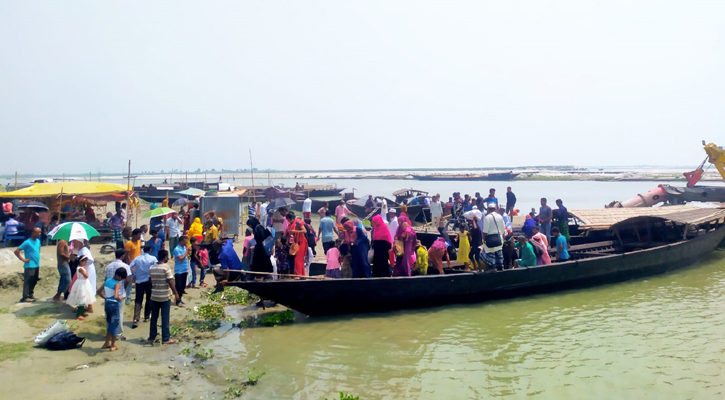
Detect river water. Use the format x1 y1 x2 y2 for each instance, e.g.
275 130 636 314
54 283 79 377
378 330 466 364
195 180 725 399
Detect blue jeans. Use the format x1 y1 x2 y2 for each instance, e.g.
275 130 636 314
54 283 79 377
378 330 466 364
57 264 71 294
190 261 198 285
149 300 171 342
105 301 121 336
540 222 552 242
199 264 207 284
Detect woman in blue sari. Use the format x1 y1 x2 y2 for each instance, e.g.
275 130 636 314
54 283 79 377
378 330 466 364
349 222 372 278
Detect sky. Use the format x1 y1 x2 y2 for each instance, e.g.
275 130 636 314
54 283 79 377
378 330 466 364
1 1 723 175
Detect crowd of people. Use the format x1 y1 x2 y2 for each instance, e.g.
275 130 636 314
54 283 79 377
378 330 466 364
5 185 572 350
222 187 571 281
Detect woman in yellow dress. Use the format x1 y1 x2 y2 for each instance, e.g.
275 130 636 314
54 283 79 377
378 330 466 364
456 225 471 270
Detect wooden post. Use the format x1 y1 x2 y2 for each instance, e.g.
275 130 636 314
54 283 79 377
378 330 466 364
683 224 689 240
58 188 64 223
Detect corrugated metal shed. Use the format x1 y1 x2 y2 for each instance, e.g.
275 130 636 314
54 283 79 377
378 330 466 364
200 195 241 238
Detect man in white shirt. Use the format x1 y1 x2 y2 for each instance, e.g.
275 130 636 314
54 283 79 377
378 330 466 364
165 212 183 252
430 194 443 228
302 198 313 220
481 202 505 271
259 201 268 228
387 208 399 240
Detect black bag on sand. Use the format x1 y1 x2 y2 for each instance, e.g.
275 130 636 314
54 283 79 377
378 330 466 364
46 331 85 351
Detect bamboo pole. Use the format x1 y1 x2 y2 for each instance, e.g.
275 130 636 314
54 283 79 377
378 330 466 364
126 160 131 228
58 188 63 223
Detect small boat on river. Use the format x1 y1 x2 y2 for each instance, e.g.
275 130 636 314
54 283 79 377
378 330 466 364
230 206 725 317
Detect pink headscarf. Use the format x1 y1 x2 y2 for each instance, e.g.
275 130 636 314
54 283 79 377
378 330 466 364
396 214 412 238
431 237 447 251
343 220 357 244
371 215 392 244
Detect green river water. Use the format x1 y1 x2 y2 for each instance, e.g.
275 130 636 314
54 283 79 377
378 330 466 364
205 250 725 399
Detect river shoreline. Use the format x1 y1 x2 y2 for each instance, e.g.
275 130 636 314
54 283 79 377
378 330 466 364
2 167 720 188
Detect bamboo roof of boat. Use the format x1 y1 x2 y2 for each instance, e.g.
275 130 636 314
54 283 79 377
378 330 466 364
569 205 725 230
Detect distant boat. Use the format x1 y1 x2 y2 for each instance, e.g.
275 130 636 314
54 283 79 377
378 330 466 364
412 172 519 181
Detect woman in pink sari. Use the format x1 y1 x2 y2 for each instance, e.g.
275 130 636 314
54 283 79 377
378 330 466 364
428 237 451 274
531 234 551 265
285 213 308 276
371 215 392 277
393 214 416 277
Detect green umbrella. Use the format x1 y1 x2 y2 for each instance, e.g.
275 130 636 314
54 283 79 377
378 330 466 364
176 188 205 196
48 222 100 242
142 207 176 218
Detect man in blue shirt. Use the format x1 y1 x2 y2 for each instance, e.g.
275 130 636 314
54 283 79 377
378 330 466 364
463 195 473 212
14 227 41 302
486 188 499 207
130 244 158 327
552 227 569 262
147 228 164 258
211 239 243 293
318 210 340 255
173 236 189 306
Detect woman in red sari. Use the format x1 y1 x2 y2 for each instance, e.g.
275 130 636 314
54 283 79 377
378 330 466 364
285 213 308 276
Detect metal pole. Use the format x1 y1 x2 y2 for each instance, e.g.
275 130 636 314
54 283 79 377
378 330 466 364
14 171 17 191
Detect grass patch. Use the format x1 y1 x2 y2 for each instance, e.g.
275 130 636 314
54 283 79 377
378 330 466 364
224 368 267 397
259 310 295 327
326 393 363 400
204 287 258 306
180 344 214 360
0 342 33 362
195 304 226 321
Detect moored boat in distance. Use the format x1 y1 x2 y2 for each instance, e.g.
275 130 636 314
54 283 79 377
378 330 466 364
412 172 519 181
229 206 725 317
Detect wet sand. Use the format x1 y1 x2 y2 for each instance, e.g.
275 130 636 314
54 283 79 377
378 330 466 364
0 244 223 400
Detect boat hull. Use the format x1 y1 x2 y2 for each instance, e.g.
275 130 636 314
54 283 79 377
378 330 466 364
231 227 725 317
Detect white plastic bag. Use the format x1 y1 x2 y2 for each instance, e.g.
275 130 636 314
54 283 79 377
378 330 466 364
270 255 278 281
463 208 483 220
34 320 69 346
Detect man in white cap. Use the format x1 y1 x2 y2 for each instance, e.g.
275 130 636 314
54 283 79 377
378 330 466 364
430 194 443 228
386 208 398 241
481 202 505 271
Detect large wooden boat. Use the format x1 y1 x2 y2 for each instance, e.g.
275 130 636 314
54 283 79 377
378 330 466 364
230 206 725 317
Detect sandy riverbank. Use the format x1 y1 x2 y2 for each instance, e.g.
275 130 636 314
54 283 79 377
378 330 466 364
0 238 284 400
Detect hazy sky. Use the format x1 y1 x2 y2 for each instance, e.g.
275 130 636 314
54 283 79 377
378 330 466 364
1 1 723 175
